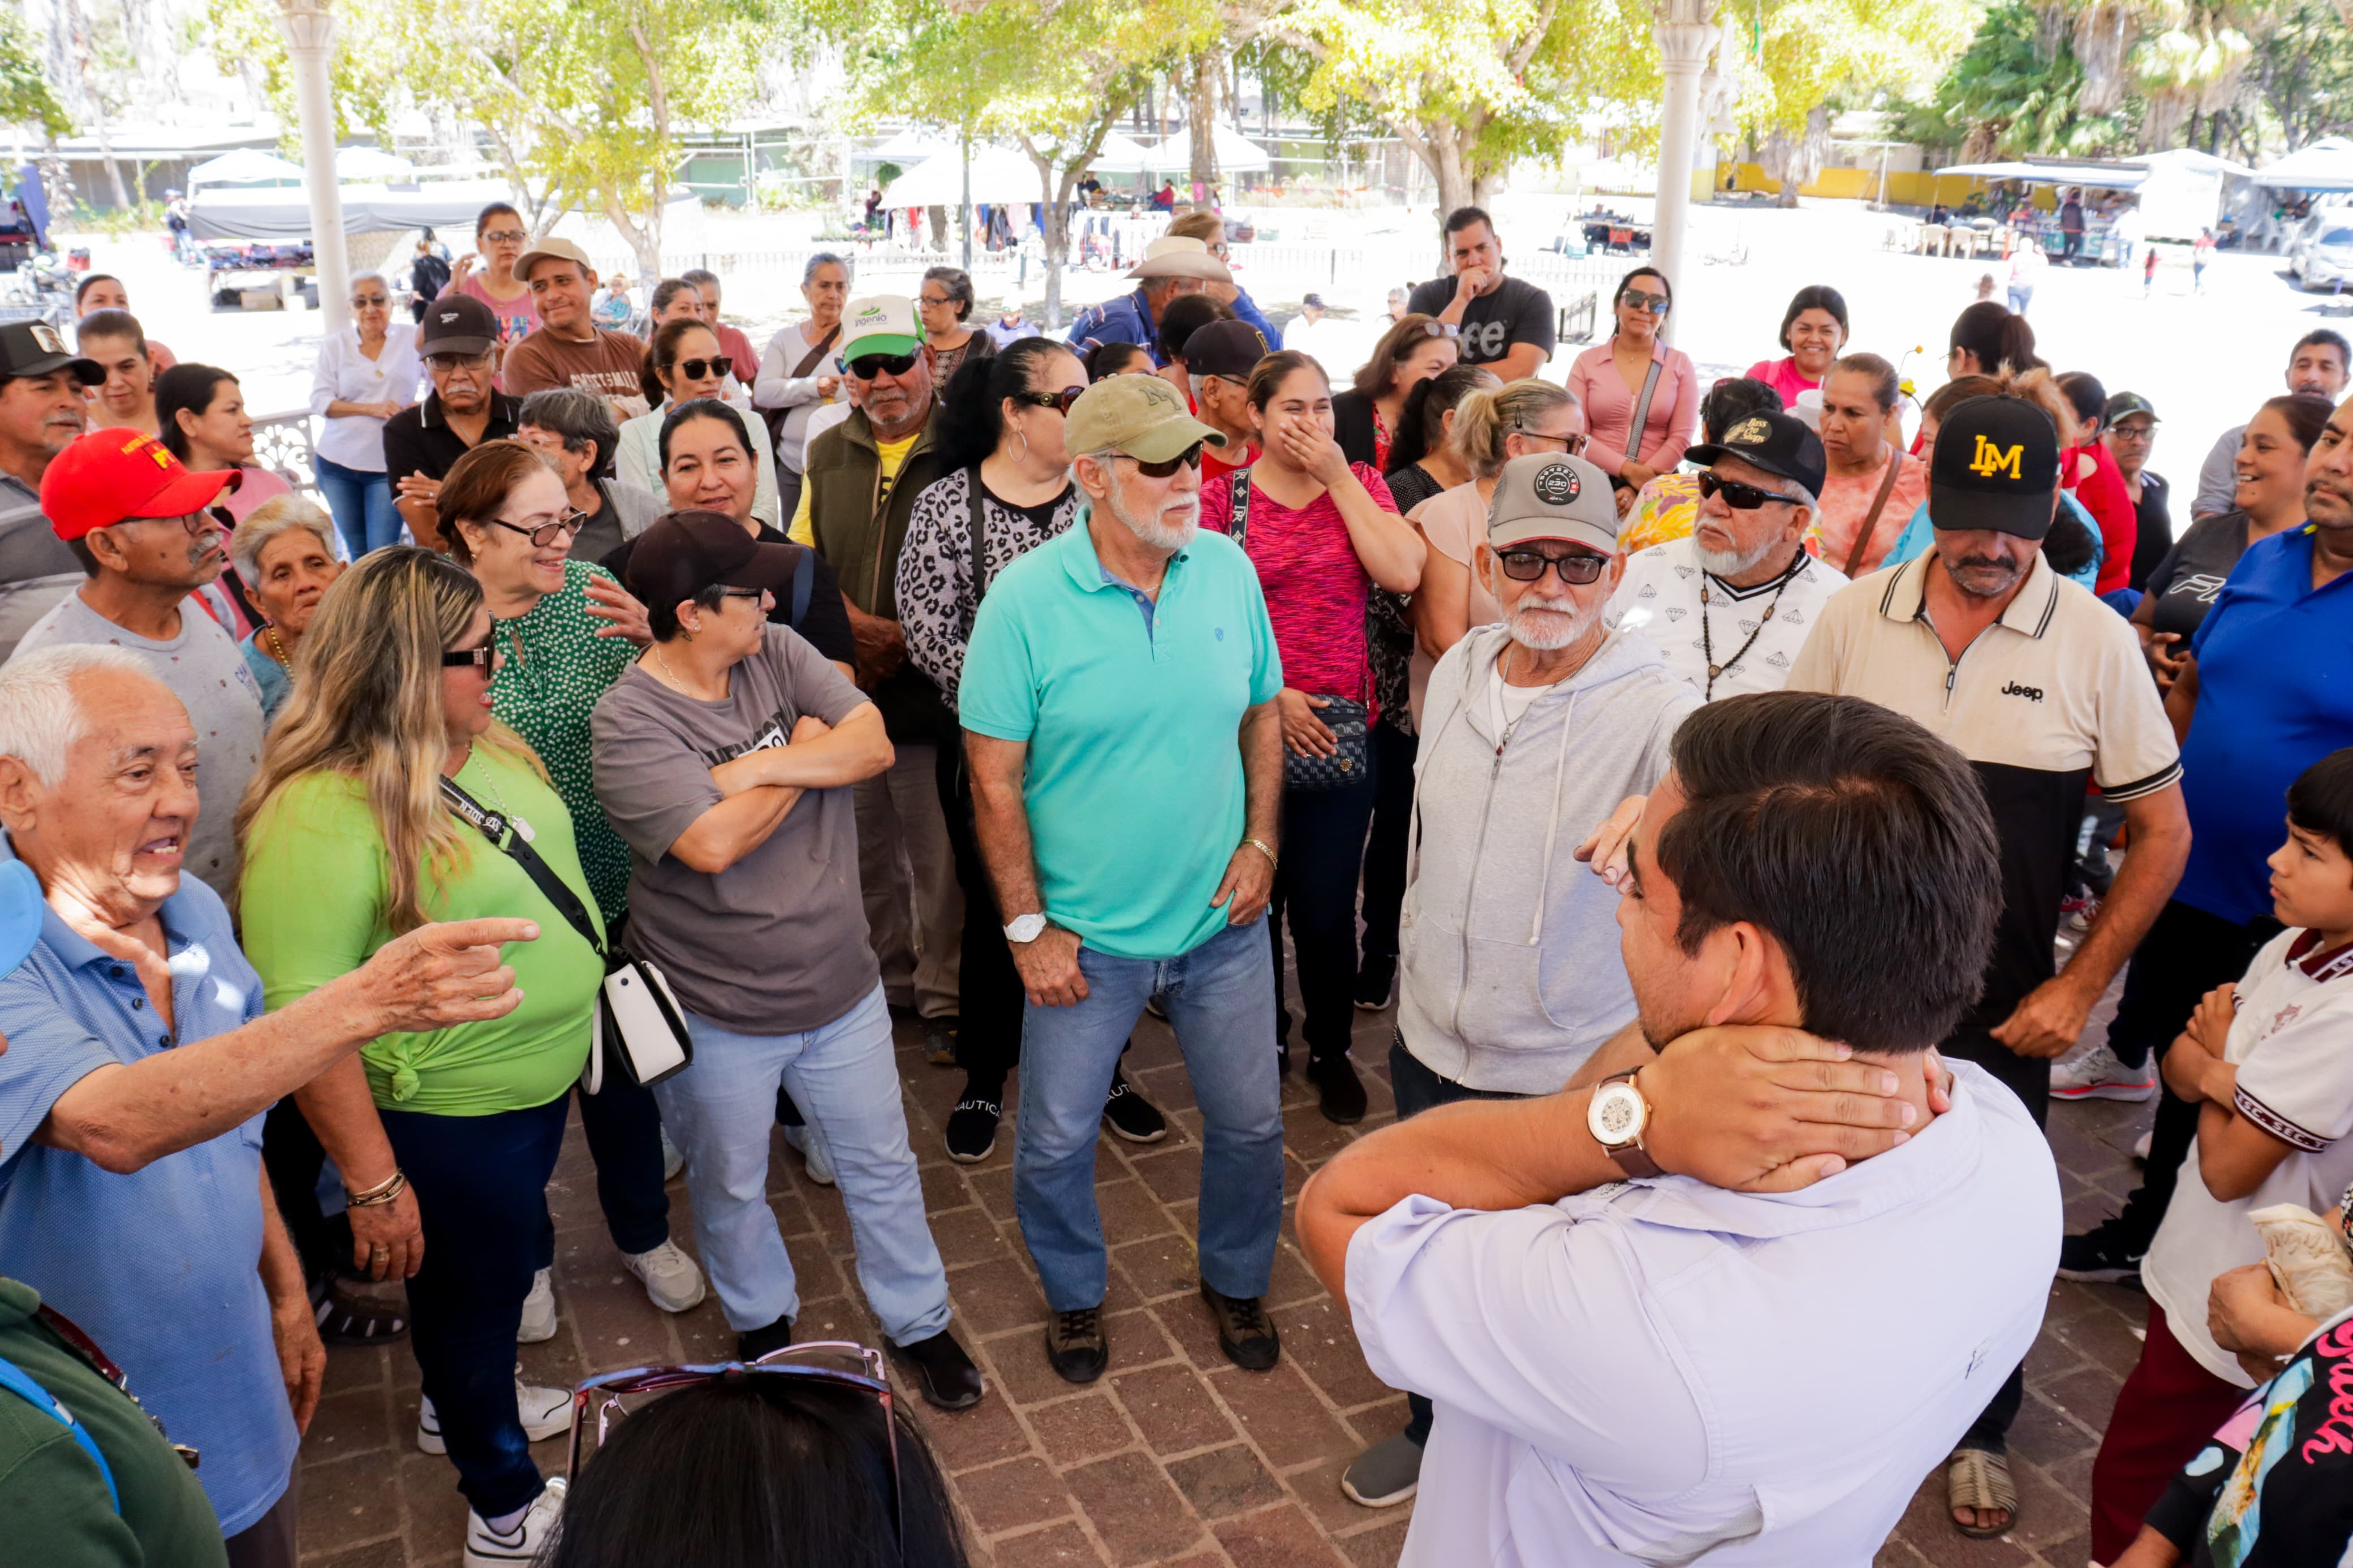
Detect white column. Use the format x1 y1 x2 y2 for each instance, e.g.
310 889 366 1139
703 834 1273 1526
1650 0 1719 343
277 0 350 333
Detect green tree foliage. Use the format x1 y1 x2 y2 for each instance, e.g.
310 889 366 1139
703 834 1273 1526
2247 0 2353 148
0 7 70 138
1893 1 2137 156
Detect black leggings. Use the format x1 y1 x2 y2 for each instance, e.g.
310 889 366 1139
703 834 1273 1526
1269 771 1377 1067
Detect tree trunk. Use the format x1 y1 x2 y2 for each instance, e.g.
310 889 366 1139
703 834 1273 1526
1188 49 1218 200
604 190 664 287
1024 109 1124 330
618 21 668 283
91 101 127 210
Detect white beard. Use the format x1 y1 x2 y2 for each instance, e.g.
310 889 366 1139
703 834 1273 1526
1696 536 1779 579
1109 483 1199 552
1505 594 1599 651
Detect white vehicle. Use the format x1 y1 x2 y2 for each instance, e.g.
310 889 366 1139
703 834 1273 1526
2292 221 2353 291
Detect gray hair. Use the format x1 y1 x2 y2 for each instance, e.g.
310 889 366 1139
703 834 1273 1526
518 387 620 478
803 252 852 288
0 645 163 786
348 270 390 302
680 268 720 291
229 494 337 581
1068 446 1124 492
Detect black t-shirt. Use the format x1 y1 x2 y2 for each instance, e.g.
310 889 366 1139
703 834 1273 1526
1406 274 1556 368
601 524 857 668
381 390 523 486
1382 462 1445 515
980 477 1069 543
2128 469 2174 591
2141 511 2253 641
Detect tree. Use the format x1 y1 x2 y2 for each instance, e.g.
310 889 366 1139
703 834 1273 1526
1893 1 2138 156
0 8 70 140
2248 0 2353 149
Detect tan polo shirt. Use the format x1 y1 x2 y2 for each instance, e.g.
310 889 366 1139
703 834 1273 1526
1787 544 2180 1029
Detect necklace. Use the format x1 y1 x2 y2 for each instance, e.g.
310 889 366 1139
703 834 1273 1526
650 644 688 690
460 750 535 842
1698 555 1803 700
261 624 293 668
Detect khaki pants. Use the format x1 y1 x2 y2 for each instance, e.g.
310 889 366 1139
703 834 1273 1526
854 742 963 1019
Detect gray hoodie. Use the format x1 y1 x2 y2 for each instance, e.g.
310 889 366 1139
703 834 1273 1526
1399 624 1699 1093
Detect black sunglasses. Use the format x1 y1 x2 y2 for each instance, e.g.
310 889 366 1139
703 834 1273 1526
425 351 493 371
662 356 729 382
714 586 768 603
442 644 499 670
1497 549 1608 584
1622 290 1671 315
842 352 920 380
489 509 589 548
1015 386 1087 415
1127 441 1205 478
1698 472 1799 511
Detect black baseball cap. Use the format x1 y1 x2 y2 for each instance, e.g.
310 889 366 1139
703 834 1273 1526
1929 395 2061 539
0 321 99 385
627 509 802 611
2104 390 2159 425
417 294 499 357
1186 319 1272 381
1683 409 1826 497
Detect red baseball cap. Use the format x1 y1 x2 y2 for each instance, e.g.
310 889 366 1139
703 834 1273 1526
41 428 240 542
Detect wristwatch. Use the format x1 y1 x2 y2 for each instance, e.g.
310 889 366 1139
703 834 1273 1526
1587 1069 1662 1179
1003 912 1048 944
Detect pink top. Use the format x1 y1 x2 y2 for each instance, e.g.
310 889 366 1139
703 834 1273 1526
1805 447 1929 575
1201 462 1397 713
441 272 541 351
1744 356 1818 408
1406 482 1503 726
1567 339 1699 478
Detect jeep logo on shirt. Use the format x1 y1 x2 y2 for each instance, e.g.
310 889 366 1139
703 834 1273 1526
2001 680 2044 703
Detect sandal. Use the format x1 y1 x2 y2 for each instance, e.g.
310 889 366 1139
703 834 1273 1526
1946 1445 2016 1539
313 1278 408 1345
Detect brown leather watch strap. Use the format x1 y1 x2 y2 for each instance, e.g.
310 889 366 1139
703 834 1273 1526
1598 1069 1664 1179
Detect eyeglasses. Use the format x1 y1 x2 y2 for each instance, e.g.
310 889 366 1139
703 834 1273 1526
351 294 389 308
918 293 955 308
714 586 769 604
2109 425 2157 442
442 644 500 670
1497 549 1608 584
662 357 729 382
1412 321 1460 339
1622 291 1671 315
1698 472 1800 511
489 509 589 548
426 352 492 372
567 1345 902 1547
843 352 920 380
1126 441 1205 478
1015 386 1087 415
1516 428 1588 455
480 229 527 244
127 511 217 537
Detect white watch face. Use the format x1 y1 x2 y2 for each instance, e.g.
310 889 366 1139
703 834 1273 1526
1004 913 1047 943
1587 1081 1647 1148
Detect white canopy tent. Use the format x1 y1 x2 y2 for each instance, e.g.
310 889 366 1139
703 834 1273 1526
881 144 1046 208
1085 131 1156 176
1144 124 1272 174
2257 137 2353 193
187 148 306 188
334 146 416 182
868 127 958 165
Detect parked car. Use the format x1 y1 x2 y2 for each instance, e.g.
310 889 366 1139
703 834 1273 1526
2292 223 2353 291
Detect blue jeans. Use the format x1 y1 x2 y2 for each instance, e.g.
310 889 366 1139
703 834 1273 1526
313 454 403 558
1015 915 1283 1311
654 983 951 1343
378 1095 569 1520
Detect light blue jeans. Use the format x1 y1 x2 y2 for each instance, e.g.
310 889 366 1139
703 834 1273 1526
654 983 952 1344
312 454 404 558
1015 915 1284 1311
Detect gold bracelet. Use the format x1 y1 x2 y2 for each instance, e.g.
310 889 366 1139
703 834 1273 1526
1242 837 1278 871
346 1169 408 1208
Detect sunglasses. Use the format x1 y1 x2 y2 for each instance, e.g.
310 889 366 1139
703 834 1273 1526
1127 441 1205 478
490 509 589 548
568 1345 902 1544
442 644 500 670
842 352 920 380
1698 472 1799 511
1412 320 1461 339
1622 291 1671 315
1015 386 1087 414
351 294 390 308
662 356 729 382
1516 428 1588 455
1497 549 1608 584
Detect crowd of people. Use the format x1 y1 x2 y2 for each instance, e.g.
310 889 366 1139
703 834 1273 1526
0 194 2346 1568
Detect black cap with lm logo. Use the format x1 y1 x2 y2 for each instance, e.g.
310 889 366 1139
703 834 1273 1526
1929 395 2062 540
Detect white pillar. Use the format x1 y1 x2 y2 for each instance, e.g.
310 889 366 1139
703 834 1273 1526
277 0 350 334
1650 0 1719 344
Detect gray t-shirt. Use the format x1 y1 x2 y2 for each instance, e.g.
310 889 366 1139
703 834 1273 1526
0 474 83 661
591 623 876 1033
2141 511 2254 641
11 590 267 898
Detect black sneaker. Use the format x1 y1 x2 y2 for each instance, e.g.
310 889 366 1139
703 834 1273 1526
2057 1216 2148 1284
890 1327 986 1410
923 1015 960 1068
737 1312 794 1362
1308 1057 1368 1125
1200 1281 1279 1371
1353 955 1397 1011
1044 1305 1108 1384
1102 1069 1167 1143
944 1091 1001 1164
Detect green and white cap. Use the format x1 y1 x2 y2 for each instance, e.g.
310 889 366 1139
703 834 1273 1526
841 295 926 362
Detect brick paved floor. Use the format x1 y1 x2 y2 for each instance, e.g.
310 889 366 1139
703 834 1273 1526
295 972 2154 1568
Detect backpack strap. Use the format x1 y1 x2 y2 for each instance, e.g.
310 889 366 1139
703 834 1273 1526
788 542 813 628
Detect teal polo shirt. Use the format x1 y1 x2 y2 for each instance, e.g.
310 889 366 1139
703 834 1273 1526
960 514 1282 960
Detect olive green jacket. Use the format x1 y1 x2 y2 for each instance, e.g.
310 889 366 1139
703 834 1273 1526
803 405 954 742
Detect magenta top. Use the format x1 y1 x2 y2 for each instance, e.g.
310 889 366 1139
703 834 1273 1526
1200 462 1398 716
1744 355 1818 409
1566 338 1699 477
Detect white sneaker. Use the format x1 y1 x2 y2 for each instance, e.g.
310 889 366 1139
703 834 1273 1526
417 1381 575 1454
2051 1041 2157 1102
661 1126 686 1182
2133 1130 2153 1162
782 1121 835 1187
463 1476 566 1567
518 1268 557 1345
623 1239 707 1313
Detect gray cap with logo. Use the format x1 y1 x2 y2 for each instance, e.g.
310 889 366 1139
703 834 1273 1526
1486 453 1619 555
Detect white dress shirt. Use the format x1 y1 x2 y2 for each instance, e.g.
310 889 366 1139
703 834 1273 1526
1346 1062 2059 1566
1606 538 1847 702
309 323 423 473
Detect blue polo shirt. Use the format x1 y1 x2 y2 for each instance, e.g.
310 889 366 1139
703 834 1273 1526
960 515 1281 960
2179 527 2353 924
0 858 296 1537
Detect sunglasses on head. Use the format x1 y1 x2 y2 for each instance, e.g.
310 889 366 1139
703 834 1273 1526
1126 441 1205 478
1015 386 1087 415
842 352 920 380
662 356 729 382
1698 472 1799 511
1622 290 1671 315
1413 320 1461 339
1497 548 1608 584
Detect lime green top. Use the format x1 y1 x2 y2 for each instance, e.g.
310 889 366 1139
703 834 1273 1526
238 744 605 1115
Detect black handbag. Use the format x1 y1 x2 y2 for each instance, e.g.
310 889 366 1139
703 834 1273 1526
1227 469 1373 791
439 776 694 1091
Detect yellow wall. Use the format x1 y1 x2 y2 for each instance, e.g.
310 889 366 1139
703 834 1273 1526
1711 163 2033 208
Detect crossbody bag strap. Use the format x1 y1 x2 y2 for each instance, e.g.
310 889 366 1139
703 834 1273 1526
0 1354 118 1514
788 541 813 628
1229 467 1251 547
1624 357 1664 472
1844 450 1907 579
438 776 607 964
790 323 840 381
964 466 988 632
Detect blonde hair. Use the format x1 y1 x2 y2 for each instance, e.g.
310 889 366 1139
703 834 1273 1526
229 493 335 582
236 546 543 934
1993 367 2081 447
1451 378 1579 480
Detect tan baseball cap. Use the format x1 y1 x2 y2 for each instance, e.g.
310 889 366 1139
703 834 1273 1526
1066 374 1227 463
1487 453 1619 554
514 235 595 282
1127 236 1234 286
